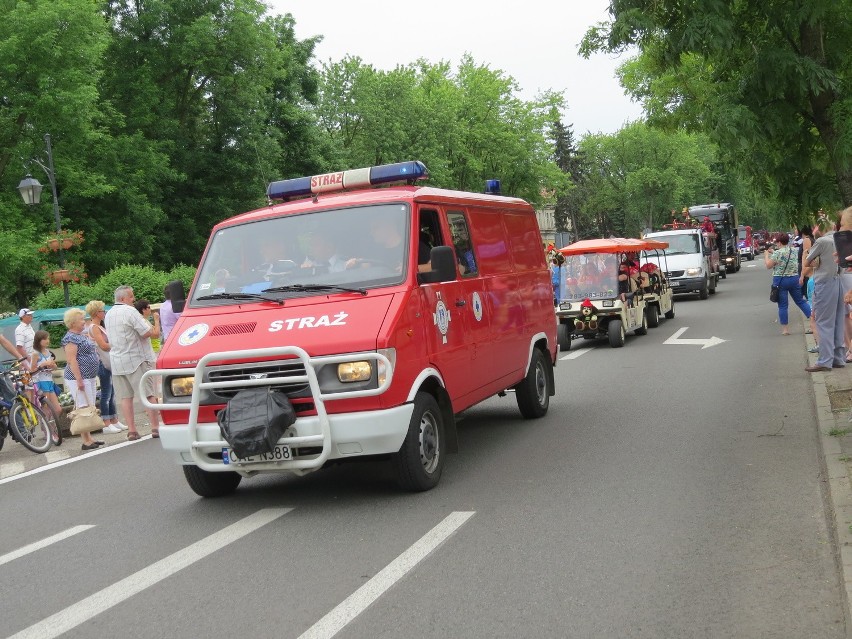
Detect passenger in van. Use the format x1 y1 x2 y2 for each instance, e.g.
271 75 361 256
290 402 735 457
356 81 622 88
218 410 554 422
451 221 476 274
302 234 347 273
347 217 431 273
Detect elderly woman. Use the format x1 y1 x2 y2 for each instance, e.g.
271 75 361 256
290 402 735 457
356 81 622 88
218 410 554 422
764 233 811 336
85 300 127 435
61 308 103 450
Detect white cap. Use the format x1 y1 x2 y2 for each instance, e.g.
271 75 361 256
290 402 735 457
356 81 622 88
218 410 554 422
18 308 33 318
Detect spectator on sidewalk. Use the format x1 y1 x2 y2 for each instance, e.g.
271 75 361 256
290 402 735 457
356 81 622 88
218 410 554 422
15 308 35 370
159 285 180 344
765 233 811 336
29 330 63 427
85 300 127 434
804 214 847 372
104 286 161 441
61 308 102 451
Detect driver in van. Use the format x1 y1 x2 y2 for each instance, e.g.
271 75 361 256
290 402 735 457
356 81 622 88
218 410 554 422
302 234 347 273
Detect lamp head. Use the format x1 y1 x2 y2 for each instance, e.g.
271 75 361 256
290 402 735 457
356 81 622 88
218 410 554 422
17 174 43 205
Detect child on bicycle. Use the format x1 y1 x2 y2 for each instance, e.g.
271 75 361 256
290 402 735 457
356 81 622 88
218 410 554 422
29 330 63 423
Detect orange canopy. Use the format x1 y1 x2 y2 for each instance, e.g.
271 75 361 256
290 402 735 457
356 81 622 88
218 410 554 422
558 237 669 256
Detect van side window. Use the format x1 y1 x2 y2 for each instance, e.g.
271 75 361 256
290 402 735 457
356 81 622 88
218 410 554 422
448 211 477 276
418 209 444 267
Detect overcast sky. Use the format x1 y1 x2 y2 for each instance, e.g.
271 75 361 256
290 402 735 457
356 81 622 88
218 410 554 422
265 1 644 136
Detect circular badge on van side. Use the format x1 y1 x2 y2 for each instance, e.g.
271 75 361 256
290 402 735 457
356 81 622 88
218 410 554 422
177 323 210 346
433 300 450 344
472 292 483 322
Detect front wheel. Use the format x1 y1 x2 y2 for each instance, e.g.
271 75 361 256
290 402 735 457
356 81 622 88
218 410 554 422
699 278 709 300
516 348 551 419
183 466 242 498
608 319 625 348
41 402 62 447
634 310 648 335
664 301 675 319
557 323 571 352
11 400 51 453
394 392 445 491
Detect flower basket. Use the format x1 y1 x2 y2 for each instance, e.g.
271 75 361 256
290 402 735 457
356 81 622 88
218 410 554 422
40 230 84 253
48 269 71 284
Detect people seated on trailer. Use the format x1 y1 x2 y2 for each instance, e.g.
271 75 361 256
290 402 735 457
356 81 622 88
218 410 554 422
577 262 601 292
618 255 640 299
302 233 347 273
639 262 660 290
700 216 715 235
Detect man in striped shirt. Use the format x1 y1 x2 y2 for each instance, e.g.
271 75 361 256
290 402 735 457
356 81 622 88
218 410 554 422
104 285 161 440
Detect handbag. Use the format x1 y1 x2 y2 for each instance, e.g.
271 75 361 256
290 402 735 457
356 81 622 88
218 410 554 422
69 388 103 435
770 249 792 303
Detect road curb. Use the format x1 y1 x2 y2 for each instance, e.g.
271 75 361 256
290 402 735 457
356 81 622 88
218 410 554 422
808 333 852 635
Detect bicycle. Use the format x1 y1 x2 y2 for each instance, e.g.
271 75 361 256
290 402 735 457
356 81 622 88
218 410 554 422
20 366 63 447
0 362 52 454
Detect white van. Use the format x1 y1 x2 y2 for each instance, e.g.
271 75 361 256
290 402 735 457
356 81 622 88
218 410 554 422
643 229 718 299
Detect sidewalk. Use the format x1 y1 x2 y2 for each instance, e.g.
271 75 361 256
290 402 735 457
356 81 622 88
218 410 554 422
805 326 852 630
0 400 160 481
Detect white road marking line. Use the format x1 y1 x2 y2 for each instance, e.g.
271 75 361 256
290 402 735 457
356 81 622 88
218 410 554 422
0 461 26 479
560 346 595 360
0 525 95 567
8 508 290 639
0 436 151 486
299 511 475 639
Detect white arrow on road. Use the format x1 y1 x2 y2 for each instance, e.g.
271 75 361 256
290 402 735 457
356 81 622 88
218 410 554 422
664 327 727 349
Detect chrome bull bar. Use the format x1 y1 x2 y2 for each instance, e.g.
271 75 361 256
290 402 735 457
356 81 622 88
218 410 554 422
139 346 392 472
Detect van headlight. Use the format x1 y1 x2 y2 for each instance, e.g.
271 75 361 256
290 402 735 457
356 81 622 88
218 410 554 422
170 376 195 396
686 267 702 276
338 361 372 383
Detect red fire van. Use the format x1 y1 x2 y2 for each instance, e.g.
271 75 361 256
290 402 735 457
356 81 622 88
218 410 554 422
144 161 557 497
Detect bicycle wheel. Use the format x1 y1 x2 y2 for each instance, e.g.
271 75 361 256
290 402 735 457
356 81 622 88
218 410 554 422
40 401 63 446
11 399 51 453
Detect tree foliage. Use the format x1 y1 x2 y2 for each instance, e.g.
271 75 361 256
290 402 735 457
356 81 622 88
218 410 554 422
581 0 852 211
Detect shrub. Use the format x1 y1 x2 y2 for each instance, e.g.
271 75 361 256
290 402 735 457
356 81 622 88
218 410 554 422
165 264 198 299
94 264 167 303
32 283 98 309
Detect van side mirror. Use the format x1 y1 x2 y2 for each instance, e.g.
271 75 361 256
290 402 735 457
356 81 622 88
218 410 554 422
418 246 457 284
166 280 186 313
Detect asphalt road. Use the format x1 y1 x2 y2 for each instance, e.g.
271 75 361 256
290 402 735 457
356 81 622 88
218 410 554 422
0 260 846 639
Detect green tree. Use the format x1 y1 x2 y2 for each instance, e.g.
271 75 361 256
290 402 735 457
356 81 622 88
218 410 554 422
581 0 852 210
549 112 584 238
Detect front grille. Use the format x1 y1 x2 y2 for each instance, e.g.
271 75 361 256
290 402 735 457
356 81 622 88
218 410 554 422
207 361 309 400
666 270 685 278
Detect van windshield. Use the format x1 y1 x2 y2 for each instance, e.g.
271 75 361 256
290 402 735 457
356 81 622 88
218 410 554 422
191 203 411 306
644 234 698 256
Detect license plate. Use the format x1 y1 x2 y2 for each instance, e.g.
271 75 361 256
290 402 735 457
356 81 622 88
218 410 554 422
670 281 681 287
223 444 291 465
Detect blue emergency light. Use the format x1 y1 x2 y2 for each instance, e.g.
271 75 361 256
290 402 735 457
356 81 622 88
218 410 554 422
485 179 502 195
267 161 429 201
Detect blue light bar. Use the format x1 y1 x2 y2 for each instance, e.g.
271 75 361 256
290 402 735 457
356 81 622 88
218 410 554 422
266 161 429 201
485 179 502 195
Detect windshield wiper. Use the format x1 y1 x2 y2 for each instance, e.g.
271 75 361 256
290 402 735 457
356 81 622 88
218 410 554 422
264 284 367 295
196 292 284 304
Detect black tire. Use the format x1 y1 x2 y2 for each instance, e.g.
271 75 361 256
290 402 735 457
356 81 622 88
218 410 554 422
709 274 717 294
720 268 727 279
557 323 571 352
394 392 445 491
41 403 62 446
634 310 648 336
646 304 660 328
665 302 675 319
515 348 551 419
11 400 51 453
183 466 242 498
699 278 709 300
608 319 625 348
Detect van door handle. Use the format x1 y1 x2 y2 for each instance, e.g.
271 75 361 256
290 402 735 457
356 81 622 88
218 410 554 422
455 299 466 307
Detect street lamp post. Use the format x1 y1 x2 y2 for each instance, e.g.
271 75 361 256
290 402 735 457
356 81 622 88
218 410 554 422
17 133 70 306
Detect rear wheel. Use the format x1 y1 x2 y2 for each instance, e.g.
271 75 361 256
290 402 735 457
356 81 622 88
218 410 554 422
635 311 648 335
515 348 551 419
557 323 571 352
665 301 675 319
394 392 445 491
608 319 625 348
11 400 51 453
183 466 242 498
720 268 727 279
646 304 659 328
709 274 717 294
